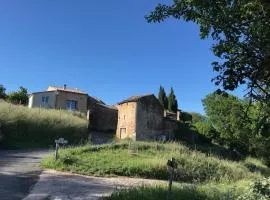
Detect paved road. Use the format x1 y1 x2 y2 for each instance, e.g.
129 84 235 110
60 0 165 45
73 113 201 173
24 170 167 200
0 150 166 200
0 149 50 200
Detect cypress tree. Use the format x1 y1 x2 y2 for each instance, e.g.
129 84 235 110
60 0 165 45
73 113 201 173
158 86 168 109
168 87 178 112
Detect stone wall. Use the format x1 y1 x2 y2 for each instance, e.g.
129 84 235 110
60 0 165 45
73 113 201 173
136 96 164 140
88 104 118 132
116 102 137 139
162 118 179 138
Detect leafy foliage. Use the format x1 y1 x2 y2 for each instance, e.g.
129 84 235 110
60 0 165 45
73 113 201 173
237 178 270 200
194 120 217 140
202 92 251 151
190 112 206 124
7 86 29 105
201 92 270 161
0 84 7 99
146 0 270 102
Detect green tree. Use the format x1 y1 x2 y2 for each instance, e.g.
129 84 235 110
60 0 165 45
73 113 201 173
202 92 252 152
0 85 7 99
190 112 206 124
168 87 178 112
7 86 29 105
194 120 217 140
158 86 168 109
146 0 270 102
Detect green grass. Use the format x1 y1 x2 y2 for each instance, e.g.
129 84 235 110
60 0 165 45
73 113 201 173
242 157 270 177
41 141 267 183
102 181 250 200
0 102 89 148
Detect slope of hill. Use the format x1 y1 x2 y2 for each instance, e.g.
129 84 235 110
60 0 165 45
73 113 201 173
0 102 89 148
41 141 270 199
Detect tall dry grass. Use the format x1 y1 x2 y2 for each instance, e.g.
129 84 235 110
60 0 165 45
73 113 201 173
0 101 89 148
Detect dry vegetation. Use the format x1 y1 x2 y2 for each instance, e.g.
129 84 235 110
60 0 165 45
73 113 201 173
0 102 89 148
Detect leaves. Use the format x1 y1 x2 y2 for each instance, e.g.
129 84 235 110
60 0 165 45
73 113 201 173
146 0 270 102
7 86 29 105
0 85 7 99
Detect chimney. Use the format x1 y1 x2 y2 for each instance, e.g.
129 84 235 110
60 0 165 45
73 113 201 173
64 84 67 90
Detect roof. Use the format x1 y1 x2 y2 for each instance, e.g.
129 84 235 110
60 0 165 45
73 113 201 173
31 91 57 95
96 103 118 110
88 95 105 105
117 94 154 105
47 86 87 95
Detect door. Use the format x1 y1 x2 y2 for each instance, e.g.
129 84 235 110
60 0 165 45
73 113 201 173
120 128 127 139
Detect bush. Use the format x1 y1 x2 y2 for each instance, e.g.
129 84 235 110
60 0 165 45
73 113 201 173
237 178 270 200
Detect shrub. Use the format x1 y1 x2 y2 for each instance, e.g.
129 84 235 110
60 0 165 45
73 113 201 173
237 178 270 200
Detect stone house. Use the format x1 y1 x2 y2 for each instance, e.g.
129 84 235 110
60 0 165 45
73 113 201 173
116 94 180 140
87 96 118 132
28 85 88 113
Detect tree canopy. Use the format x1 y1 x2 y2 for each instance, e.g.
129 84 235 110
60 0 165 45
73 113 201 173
7 87 29 105
0 85 7 99
146 0 270 102
202 92 270 155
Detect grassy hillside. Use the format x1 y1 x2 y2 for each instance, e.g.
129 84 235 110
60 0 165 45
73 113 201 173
0 102 89 148
42 141 270 199
41 141 269 183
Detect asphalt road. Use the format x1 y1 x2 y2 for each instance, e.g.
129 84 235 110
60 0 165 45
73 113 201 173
0 149 50 200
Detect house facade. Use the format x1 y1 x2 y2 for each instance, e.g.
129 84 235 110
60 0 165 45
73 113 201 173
116 94 180 140
28 85 88 113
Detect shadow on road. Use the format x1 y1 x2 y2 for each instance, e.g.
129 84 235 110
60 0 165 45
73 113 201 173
0 171 41 200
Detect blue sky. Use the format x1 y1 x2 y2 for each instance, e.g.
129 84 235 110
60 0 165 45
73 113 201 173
0 0 244 113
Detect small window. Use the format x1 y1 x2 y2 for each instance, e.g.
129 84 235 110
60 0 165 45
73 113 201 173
42 96 49 103
66 100 78 111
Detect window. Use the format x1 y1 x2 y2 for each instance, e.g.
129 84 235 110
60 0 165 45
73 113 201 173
66 100 78 111
42 96 49 103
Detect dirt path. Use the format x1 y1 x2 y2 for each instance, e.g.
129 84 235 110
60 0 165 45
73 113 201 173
24 170 168 200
